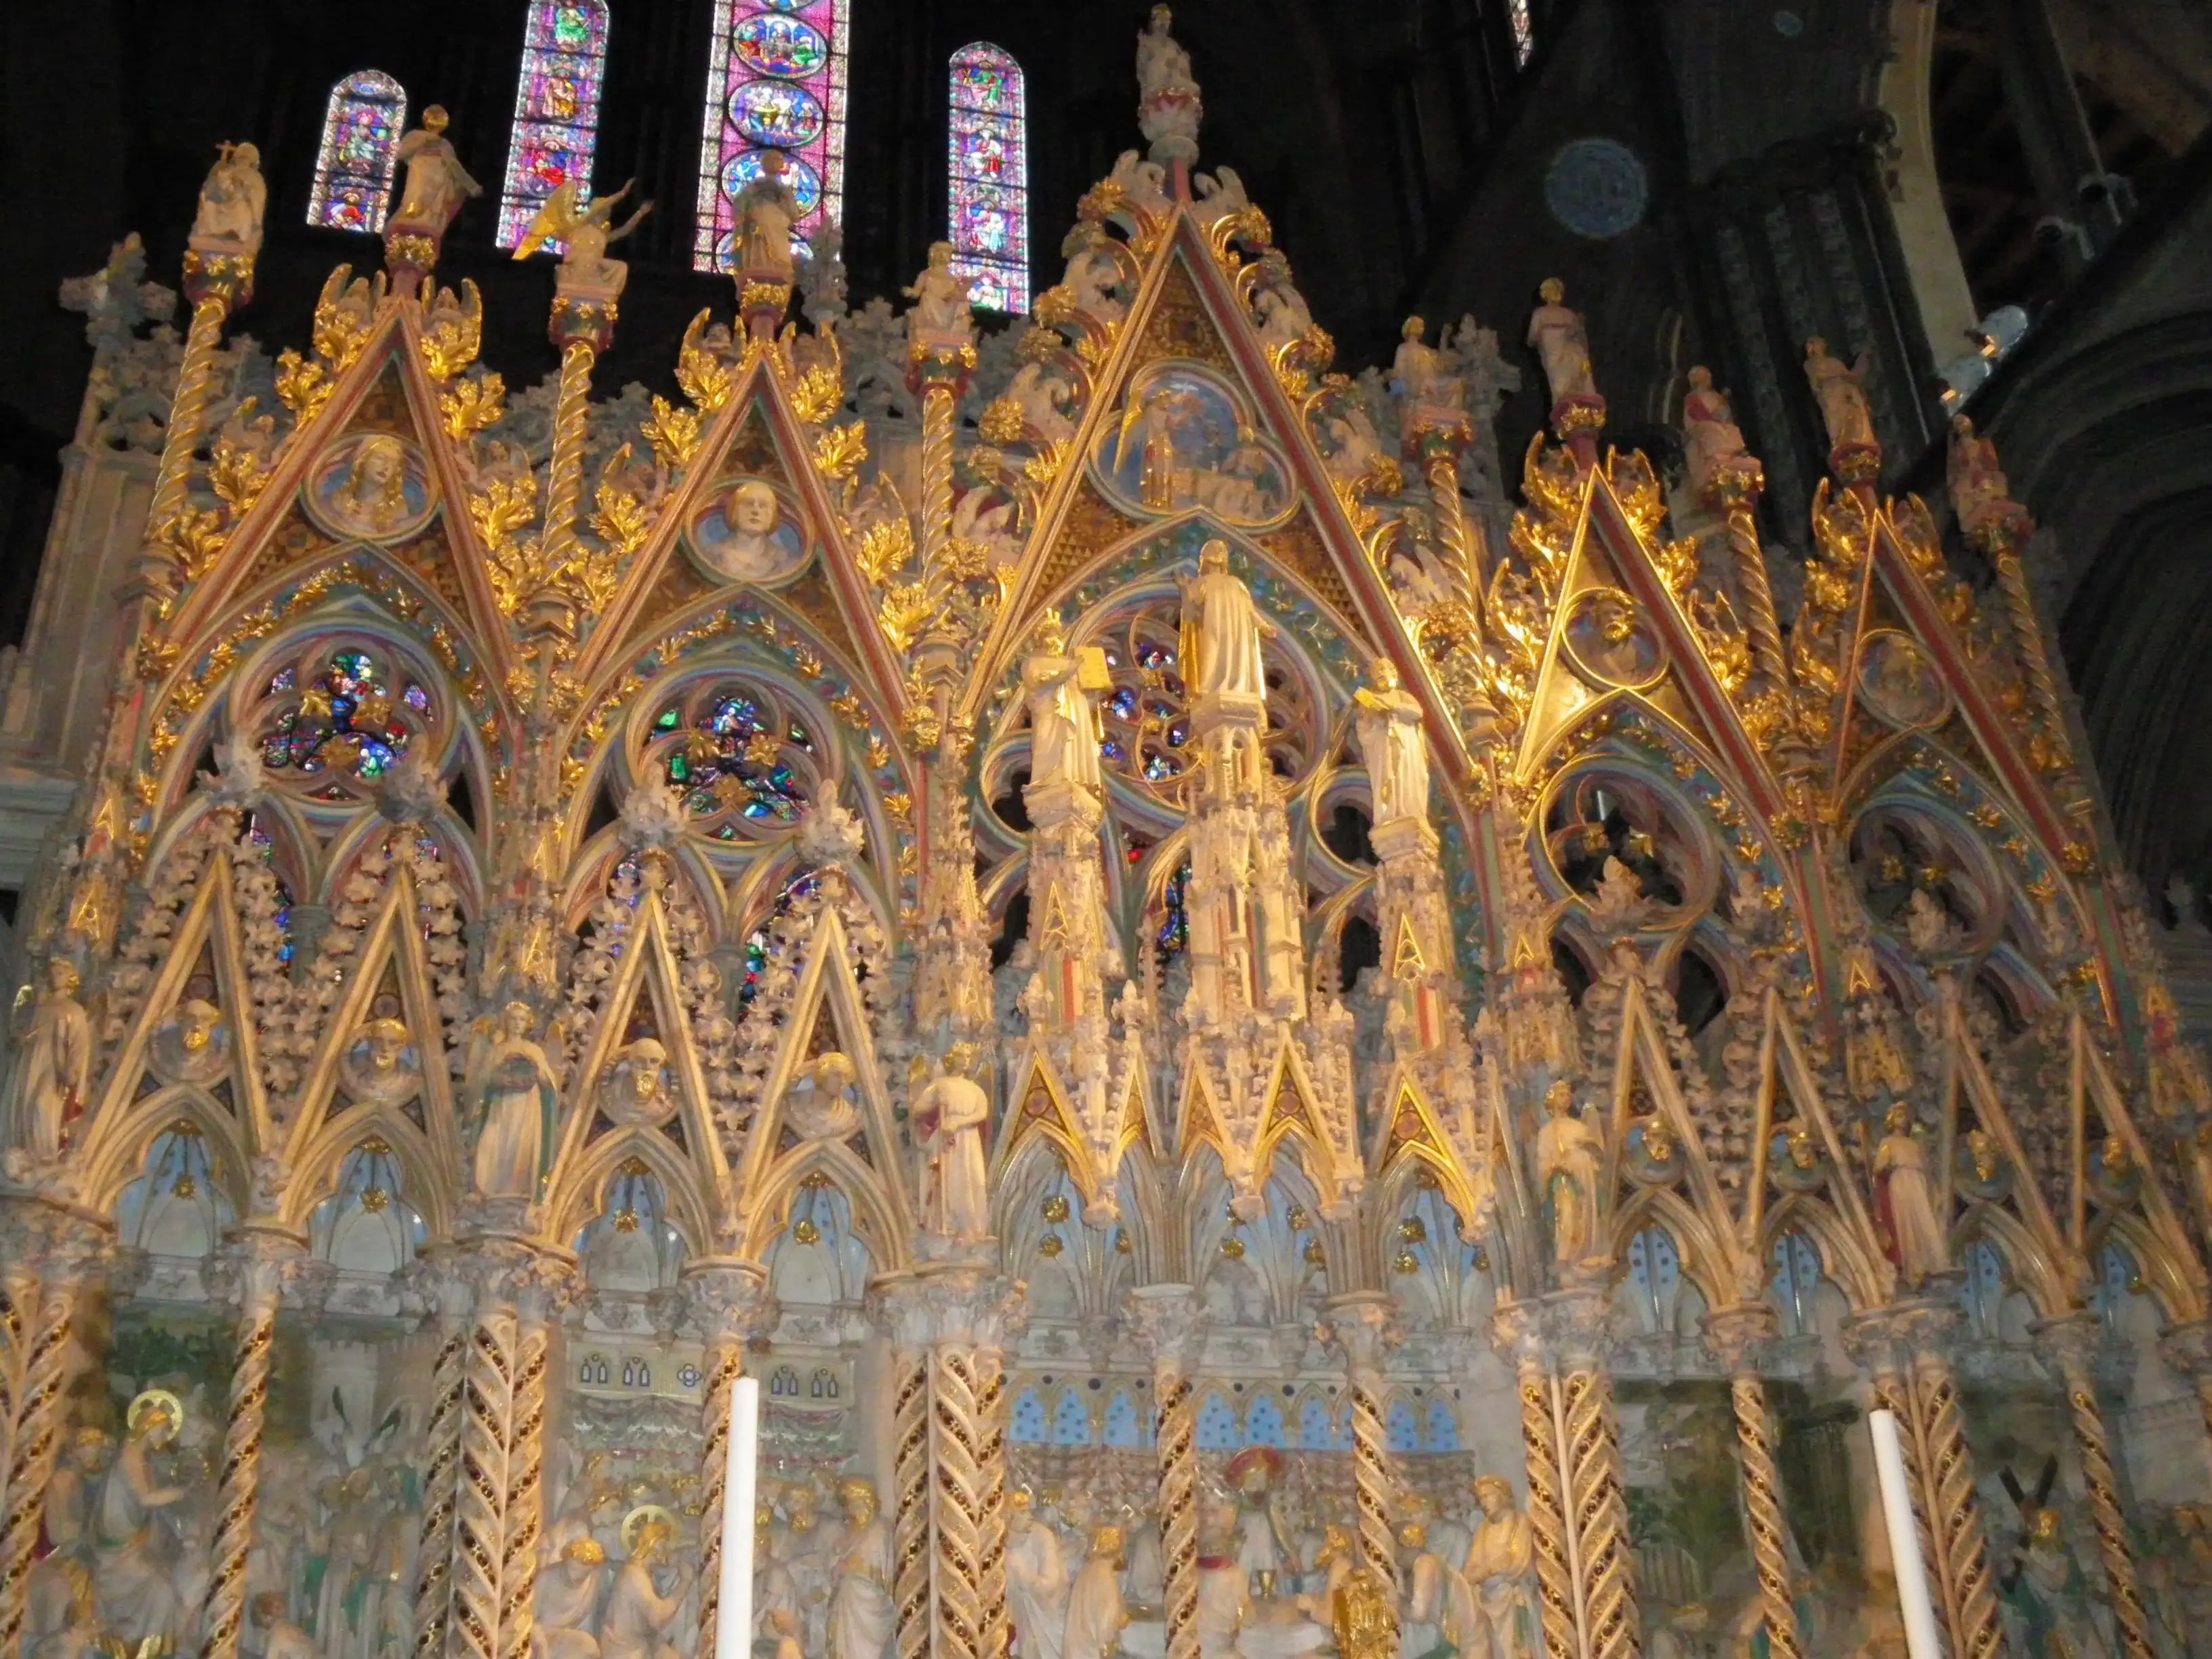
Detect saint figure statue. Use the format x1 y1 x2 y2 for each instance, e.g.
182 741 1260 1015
465 1002 561 1201
827 1481 895 1659
737 150 802 279
12 958 90 1160
1874 1102 1946 1284
1354 657 1429 828
1022 611 1105 798
914 1045 991 1244
1526 279 1596 405
1176 539 1275 703
191 142 267 256
391 107 482 241
1803 337 1875 449
1534 1080 1603 1266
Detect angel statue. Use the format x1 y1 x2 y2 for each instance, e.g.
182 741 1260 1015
464 1002 561 1204
515 178 654 295
390 106 482 243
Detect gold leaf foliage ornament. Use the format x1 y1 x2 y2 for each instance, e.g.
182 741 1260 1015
675 309 738 413
417 279 485 381
468 455 544 617
440 371 508 443
813 422 868 483
642 397 702 471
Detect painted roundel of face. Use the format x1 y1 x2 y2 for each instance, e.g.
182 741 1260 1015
695 476 805 583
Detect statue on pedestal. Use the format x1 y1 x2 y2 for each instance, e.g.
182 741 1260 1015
1462 1477 1536 1659
1803 338 1875 450
827 1481 894 1659
1135 5 1202 163
1023 611 1106 799
1873 1103 1946 1284
1681 367 1748 499
905 241 975 344
1354 658 1429 829
915 1045 991 1246
1534 1081 1603 1267
1176 540 1275 703
390 106 482 242
12 958 90 1161
1526 280 1596 406
1947 415 2021 541
191 142 266 258
464 1002 560 1202
516 180 654 295
738 150 803 280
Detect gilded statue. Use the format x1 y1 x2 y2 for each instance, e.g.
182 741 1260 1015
515 178 654 295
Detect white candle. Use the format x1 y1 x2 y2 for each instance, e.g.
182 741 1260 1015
716 1374 761 1659
1868 1408 1942 1659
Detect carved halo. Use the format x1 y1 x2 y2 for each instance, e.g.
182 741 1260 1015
128 1387 184 1435
619 1502 680 1555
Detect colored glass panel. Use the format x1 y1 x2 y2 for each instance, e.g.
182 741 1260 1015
947 43 1028 312
697 0 848 271
308 71 407 233
499 1 612 249
1050 1391 1092 1446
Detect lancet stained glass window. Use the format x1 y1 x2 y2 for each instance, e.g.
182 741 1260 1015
947 44 1028 312
696 0 850 272
308 71 407 232
497 0 613 249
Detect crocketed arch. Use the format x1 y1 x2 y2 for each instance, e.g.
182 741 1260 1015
1950 1204 2074 1322
1608 1185 1734 1313
81 1084 255 1224
2088 1208 2203 1328
740 1139 910 1272
544 1125 713 1261
281 1105 453 1240
1757 1192 1885 1315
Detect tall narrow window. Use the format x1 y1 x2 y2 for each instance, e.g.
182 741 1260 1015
498 0 613 248
947 43 1028 312
308 71 407 232
1507 0 1535 66
696 0 851 272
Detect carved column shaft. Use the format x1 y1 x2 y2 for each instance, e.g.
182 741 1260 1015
199 1233 314 1659
1910 1350 2003 1659
1561 1363 1638 1659
1126 1287 1203 1659
452 1307 517 1659
411 1317 472 1659
1510 1354 1582 1659
1324 1295 1404 1595
497 1313 552 1659
146 290 232 556
2041 1320 2154 1659
1864 1365 1948 1659
537 338 596 586
891 1347 933 1659
0 1275 82 1656
1704 1309 1801 1659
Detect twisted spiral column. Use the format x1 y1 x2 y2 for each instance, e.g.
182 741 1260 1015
920 384 958 581
890 1347 933 1659
685 1258 773 1659
1912 1351 2003 1659
1505 1348 1581 1659
0 1265 32 1498
146 291 233 556
1126 1286 1204 1659
1709 468 1788 689
453 1309 518 1659
1704 1308 1801 1659
199 1233 312 1659
978 1355 1010 1659
1561 1365 1639 1659
1424 451 1483 600
2043 1319 2154 1659
1324 1294 1404 1595
933 1347 994 1659
497 1316 550 1659
537 340 596 588
0 1279 85 1655
410 1319 472 1659
1865 1365 1946 1654
1987 534 2068 747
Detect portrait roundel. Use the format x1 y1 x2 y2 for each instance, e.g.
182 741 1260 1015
1856 629 1950 731
1561 586 1667 691
306 432 436 541
687 475 809 586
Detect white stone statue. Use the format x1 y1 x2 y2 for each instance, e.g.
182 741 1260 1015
191 142 266 256
1354 657 1429 829
1535 1081 1603 1267
752 1496 802 1642
1320 407 1387 488
767 1608 806 1659
1681 367 1748 498
1252 256 1313 354
464 1002 560 1202
1393 317 1462 411
1463 1477 1536 1659
1901 888 1957 956
788 1051 864 1141
1135 6 1201 161
12 959 90 1160
1191 1500 1249 1659
1008 1491 1071 1659
537 1537 607 1659
1136 5 1196 103
1586 857 1649 933
915 1046 991 1245
905 241 974 342
1104 151 1170 219
601 1511 686 1659
1063 1525 1130 1659
1399 1522 1484 1659
1874 1103 1947 1285
93 1391 192 1649
1192 166 1250 226
738 150 804 279
1062 224 1127 323
1008 362 1078 443
391 106 483 240
1176 540 1275 703
602 1037 675 1128
1526 279 1596 406
1023 612 1105 798
1224 1447 1290 1597
1803 338 1875 449
1947 415 2018 539
827 1481 895 1659
340 1017 424 1109
515 179 653 295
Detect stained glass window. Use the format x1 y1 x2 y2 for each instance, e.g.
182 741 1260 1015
498 1 613 249
947 43 1028 312
1507 0 1534 67
308 71 408 232
258 649 423 789
696 0 850 272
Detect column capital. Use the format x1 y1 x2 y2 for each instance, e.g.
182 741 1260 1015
1841 1296 1963 1375
1318 1292 1401 1370
201 1220 323 1312
681 1254 777 1343
2032 1309 2118 1386
0 1190 111 1286
432 1235 582 1324
1702 1301 1780 1375
2160 1317 2212 1382
867 1262 1026 1351
1122 1282 1206 1366
1490 1287 1613 1373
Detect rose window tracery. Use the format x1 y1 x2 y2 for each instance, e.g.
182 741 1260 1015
1087 602 1319 802
252 646 438 800
1541 769 1713 919
1848 805 1997 953
640 680 822 840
